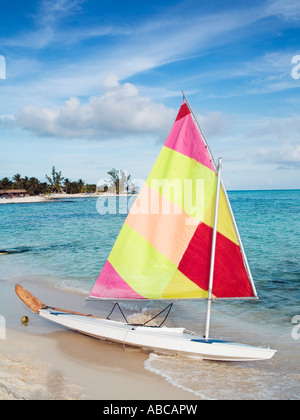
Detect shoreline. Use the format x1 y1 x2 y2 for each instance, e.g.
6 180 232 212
0 192 135 205
0 279 199 400
1 189 299 205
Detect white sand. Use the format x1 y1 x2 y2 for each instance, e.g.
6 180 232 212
0 193 95 204
0 192 134 204
0 280 199 400
0 195 49 204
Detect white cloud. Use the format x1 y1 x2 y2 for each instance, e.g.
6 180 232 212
0 0 126 50
220 113 300 169
197 111 229 139
249 114 300 141
16 77 177 140
265 0 300 21
257 142 300 168
14 76 232 142
35 0 85 25
0 1 271 54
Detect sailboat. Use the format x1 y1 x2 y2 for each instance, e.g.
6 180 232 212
15 92 276 361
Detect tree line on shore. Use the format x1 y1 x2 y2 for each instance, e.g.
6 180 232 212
0 166 96 196
0 166 135 196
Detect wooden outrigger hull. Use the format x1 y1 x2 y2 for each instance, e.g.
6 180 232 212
15 284 276 362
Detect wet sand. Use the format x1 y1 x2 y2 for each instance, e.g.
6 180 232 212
0 280 199 400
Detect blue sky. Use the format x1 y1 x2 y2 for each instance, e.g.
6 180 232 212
0 0 300 189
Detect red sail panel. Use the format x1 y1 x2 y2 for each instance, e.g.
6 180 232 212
178 222 255 298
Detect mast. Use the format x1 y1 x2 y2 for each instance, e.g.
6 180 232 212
204 157 222 341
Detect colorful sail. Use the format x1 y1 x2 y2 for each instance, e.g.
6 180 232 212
90 99 256 300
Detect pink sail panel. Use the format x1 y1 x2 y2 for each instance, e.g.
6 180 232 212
164 101 215 171
90 260 145 299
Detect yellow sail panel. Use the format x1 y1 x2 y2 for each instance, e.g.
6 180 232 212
203 186 239 245
146 146 217 223
108 223 177 299
146 146 238 244
162 270 212 299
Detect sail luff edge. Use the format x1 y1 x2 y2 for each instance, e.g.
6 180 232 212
181 90 217 171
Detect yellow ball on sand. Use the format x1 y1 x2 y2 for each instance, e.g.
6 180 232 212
21 316 29 324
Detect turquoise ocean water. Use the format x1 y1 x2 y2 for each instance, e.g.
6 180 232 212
0 190 299 399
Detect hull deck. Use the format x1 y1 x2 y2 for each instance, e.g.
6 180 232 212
15 284 276 362
41 308 276 361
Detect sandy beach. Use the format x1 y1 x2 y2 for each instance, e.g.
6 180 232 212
0 192 135 205
0 195 50 204
0 193 97 205
0 279 199 400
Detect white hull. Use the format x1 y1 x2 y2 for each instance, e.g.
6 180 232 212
40 308 276 362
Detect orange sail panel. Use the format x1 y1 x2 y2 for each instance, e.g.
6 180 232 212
90 100 255 299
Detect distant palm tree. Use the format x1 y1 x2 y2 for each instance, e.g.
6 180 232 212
45 166 64 193
12 173 22 189
107 168 131 194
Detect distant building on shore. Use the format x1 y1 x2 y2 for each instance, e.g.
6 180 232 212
0 189 28 198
